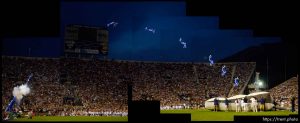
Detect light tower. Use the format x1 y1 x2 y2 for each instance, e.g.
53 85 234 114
254 72 264 92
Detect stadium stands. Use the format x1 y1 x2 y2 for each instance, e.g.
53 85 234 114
269 77 298 111
2 56 256 116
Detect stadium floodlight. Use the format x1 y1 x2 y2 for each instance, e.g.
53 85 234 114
254 79 264 92
258 81 263 87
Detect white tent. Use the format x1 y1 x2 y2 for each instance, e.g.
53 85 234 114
227 95 247 100
247 91 269 97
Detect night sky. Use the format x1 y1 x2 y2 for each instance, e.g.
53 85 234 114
2 1 281 62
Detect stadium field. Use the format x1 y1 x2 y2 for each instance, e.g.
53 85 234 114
161 109 298 121
13 109 298 121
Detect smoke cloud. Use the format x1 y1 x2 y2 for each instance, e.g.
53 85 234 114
12 83 30 105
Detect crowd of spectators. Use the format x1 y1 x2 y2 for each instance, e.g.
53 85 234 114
228 63 256 97
195 63 234 99
2 56 256 117
269 77 298 111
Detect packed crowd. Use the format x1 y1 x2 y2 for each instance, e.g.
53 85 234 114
2 57 67 117
228 63 256 97
195 63 234 99
131 62 197 108
269 77 298 111
2 56 256 117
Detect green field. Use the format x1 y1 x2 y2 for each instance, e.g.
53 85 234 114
161 109 298 121
13 109 297 121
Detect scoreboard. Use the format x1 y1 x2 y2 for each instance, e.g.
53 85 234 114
64 25 108 58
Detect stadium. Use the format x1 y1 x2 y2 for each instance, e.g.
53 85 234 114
2 0 298 122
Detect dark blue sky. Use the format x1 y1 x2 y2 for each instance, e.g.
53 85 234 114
2 1 281 62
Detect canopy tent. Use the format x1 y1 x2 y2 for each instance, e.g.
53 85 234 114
247 91 269 97
227 95 247 100
205 91 270 102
